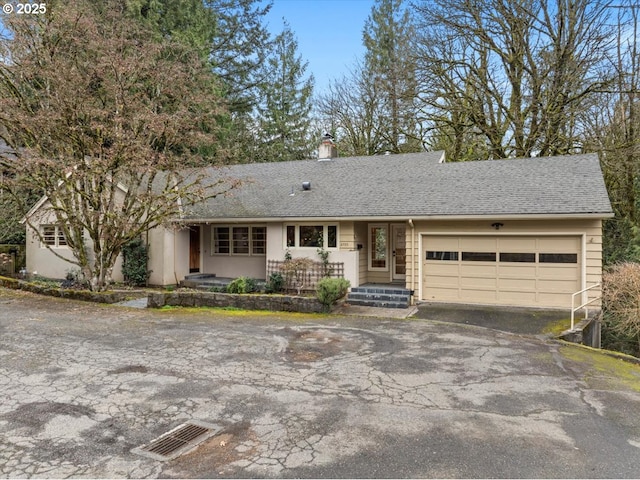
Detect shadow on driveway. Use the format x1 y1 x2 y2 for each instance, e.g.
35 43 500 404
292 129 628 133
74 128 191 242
413 302 571 335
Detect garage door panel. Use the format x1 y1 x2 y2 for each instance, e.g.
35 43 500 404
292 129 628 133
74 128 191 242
538 292 572 308
426 287 460 299
460 264 497 276
498 278 537 290
499 237 537 251
425 263 459 275
426 237 459 250
460 237 496 250
538 237 580 251
537 265 578 279
499 291 537 304
423 235 581 308
460 277 497 289
498 264 536 277
463 288 497 302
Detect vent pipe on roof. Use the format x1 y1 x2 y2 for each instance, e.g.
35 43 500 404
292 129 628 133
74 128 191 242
302 181 311 191
318 133 337 160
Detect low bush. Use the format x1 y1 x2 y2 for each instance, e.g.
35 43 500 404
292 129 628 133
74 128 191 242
226 276 257 294
265 272 284 294
601 262 640 357
122 238 151 287
316 277 350 312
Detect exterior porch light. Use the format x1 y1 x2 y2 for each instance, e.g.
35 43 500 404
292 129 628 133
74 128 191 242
491 222 504 230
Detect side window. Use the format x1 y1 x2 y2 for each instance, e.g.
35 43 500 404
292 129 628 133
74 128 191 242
370 225 387 269
252 227 266 255
41 225 66 248
232 227 250 254
213 227 230 254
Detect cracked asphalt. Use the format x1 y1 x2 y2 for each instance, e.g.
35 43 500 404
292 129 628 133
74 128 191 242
1 287 640 478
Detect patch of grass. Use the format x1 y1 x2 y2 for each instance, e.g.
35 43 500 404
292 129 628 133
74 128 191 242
559 344 640 392
542 318 572 336
157 304 329 319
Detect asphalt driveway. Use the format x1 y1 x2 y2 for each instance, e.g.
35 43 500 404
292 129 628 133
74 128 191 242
1 288 640 478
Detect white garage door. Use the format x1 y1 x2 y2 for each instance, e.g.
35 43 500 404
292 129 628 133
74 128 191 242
422 236 581 308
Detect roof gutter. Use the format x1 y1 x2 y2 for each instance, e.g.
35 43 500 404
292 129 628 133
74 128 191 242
173 212 615 224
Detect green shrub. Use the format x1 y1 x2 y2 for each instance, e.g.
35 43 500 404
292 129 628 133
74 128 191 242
226 276 256 294
601 262 640 357
265 272 284 293
316 277 350 312
207 285 226 293
122 238 151 287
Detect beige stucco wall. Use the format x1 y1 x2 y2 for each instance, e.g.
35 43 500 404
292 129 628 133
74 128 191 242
25 223 124 282
407 218 604 306
265 222 359 287
146 227 190 286
200 224 267 279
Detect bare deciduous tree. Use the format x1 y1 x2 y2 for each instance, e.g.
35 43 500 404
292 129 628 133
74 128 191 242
414 0 613 160
0 0 230 290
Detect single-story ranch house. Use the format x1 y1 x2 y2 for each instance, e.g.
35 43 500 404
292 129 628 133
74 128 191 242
24 138 613 309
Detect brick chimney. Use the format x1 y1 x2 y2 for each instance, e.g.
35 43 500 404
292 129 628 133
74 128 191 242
318 133 338 160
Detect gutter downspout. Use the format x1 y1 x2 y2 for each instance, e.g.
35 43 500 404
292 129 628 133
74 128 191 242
408 218 415 305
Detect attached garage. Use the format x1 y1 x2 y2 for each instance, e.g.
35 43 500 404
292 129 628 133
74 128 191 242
422 235 582 308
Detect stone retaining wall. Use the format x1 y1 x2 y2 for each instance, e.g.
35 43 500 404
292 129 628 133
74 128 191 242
148 291 324 313
0 276 137 304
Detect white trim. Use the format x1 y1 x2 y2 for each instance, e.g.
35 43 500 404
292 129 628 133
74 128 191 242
391 223 406 282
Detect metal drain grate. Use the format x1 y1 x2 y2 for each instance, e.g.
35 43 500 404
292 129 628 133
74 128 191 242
132 420 221 461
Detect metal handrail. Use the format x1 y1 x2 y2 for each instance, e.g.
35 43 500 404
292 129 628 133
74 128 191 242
570 283 601 330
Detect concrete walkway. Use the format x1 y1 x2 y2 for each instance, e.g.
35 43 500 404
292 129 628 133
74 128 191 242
1 288 640 478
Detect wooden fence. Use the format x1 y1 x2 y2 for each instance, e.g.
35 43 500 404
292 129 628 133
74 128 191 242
267 259 345 293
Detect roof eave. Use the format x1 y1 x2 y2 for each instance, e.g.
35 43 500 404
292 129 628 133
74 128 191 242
174 212 615 224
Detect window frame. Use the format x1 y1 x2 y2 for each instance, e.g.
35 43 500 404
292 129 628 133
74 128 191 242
211 225 267 256
368 223 389 271
283 223 339 250
40 224 67 248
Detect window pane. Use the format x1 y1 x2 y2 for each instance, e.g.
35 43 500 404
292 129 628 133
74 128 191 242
233 227 250 254
286 225 295 247
42 225 56 246
213 227 230 254
252 227 266 255
426 251 458 261
371 226 387 268
300 225 323 247
500 252 535 262
57 228 67 246
462 252 496 261
539 253 577 263
327 225 337 248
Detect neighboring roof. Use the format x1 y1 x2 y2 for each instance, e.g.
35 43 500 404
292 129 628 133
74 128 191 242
182 151 613 221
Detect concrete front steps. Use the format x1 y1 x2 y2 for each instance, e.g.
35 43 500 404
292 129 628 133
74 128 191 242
347 285 412 309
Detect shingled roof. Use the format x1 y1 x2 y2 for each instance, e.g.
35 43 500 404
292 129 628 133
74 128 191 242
182 151 613 220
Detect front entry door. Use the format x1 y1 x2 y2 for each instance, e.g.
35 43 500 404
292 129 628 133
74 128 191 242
189 226 201 273
391 224 406 281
